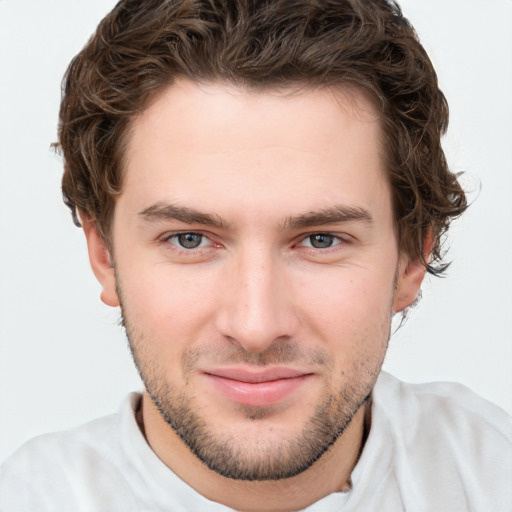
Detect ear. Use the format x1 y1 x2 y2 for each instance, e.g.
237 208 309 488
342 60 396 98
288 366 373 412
82 218 120 307
392 256 426 313
392 231 433 314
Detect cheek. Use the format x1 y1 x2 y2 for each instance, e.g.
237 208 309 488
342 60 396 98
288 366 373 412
294 266 395 349
301 264 394 314
117 259 221 346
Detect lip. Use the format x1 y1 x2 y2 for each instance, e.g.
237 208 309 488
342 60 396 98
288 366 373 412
202 367 314 407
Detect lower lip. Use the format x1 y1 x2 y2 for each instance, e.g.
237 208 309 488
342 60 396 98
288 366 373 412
204 374 312 407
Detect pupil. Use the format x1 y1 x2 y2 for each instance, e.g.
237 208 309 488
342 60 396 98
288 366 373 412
178 233 202 249
311 234 333 248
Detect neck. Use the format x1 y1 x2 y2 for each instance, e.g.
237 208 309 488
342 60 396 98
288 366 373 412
139 393 370 512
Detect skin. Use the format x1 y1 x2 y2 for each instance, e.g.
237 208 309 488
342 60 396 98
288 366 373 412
84 80 425 511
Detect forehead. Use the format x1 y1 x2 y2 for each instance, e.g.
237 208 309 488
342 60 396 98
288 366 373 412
121 80 389 225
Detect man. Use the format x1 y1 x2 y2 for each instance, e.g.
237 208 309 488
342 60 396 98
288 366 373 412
0 0 510 510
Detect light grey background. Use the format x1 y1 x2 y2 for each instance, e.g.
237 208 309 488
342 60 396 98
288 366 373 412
1 0 511 464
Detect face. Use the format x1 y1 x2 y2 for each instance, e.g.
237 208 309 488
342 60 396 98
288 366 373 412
86 80 424 481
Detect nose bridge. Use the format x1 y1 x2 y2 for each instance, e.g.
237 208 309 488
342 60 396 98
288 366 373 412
218 243 294 352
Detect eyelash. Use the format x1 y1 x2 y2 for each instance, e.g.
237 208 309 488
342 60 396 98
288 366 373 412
162 232 216 252
297 233 345 250
161 231 349 253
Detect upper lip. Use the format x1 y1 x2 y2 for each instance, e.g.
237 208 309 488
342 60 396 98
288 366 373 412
203 367 311 383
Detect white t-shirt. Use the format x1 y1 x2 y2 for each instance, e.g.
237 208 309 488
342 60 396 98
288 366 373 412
1 372 511 511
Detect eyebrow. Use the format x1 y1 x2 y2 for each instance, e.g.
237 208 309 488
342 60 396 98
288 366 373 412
138 202 373 231
138 203 230 229
283 205 373 229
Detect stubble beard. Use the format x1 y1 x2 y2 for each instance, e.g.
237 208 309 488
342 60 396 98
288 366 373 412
120 310 388 481
115 263 394 481
142 359 374 481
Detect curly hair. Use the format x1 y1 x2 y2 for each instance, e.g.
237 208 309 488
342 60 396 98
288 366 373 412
59 0 467 274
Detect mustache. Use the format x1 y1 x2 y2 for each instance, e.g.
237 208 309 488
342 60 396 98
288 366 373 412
119 302 330 370
181 337 330 371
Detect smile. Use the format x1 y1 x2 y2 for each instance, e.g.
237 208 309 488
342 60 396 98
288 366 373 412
202 367 314 407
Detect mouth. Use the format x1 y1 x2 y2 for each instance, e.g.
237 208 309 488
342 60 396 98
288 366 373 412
201 367 314 407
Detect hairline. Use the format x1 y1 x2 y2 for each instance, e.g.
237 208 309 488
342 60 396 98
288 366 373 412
97 77 389 243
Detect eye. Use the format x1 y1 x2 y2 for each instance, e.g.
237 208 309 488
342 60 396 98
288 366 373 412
169 232 207 249
302 233 342 249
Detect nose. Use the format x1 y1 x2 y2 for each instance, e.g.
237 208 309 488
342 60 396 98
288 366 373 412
216 247 298 353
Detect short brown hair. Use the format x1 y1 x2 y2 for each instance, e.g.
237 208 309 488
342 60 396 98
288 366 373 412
59 0 466 275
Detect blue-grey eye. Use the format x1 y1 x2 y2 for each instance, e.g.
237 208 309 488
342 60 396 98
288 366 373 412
309 234 335 249
177 233 203 249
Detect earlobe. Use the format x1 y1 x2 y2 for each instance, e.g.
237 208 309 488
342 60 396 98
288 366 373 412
392 230 433 313
82 218 120 308
392 257 426 313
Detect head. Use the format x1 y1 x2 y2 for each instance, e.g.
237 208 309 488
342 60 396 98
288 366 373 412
58 0 466 482
60 0 465 270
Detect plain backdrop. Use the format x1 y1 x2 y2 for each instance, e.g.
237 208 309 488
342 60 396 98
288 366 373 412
0 0 511 465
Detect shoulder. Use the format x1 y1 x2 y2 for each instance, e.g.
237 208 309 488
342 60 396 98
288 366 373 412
369 372 512 510
374 371 512 441
0 393 142 512
0 395 130 471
